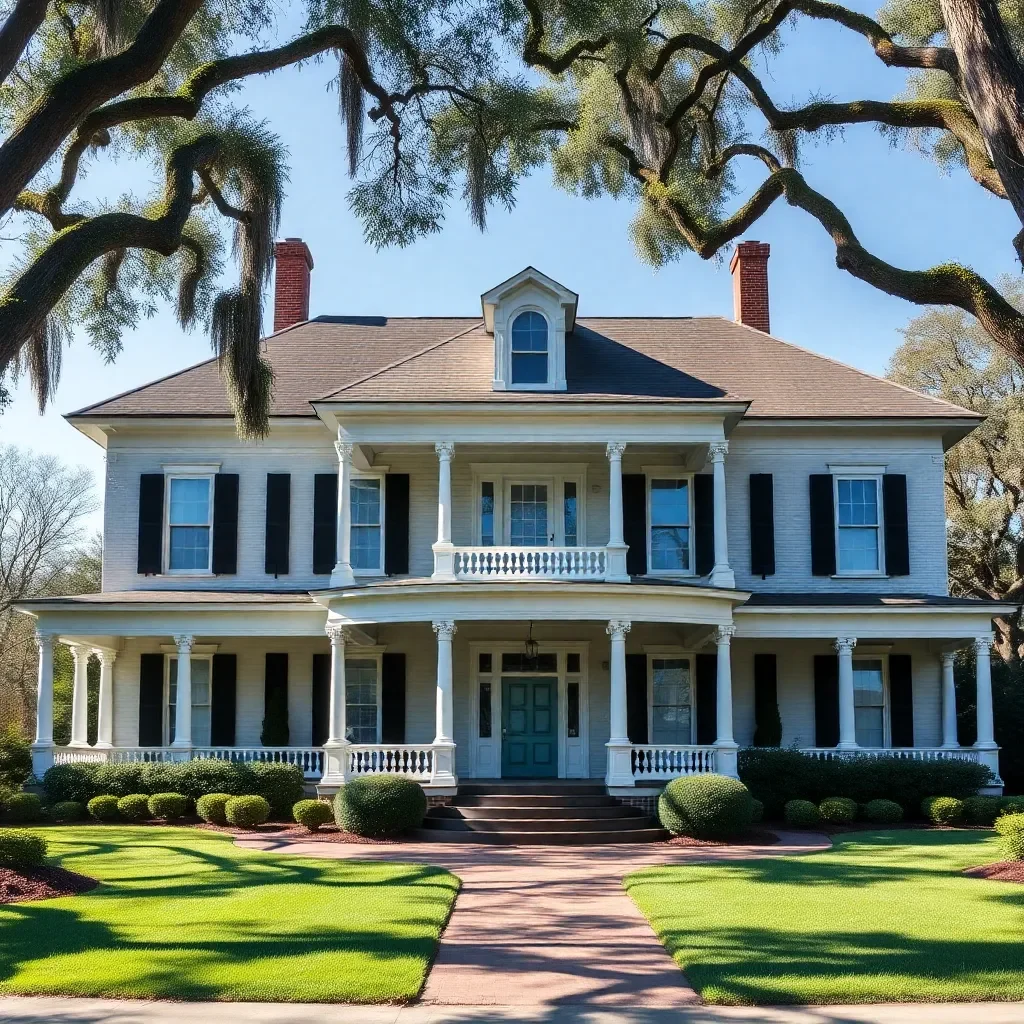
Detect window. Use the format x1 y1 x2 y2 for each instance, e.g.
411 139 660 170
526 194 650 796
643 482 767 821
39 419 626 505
649 478 691 572
853 658 886 747
350 477 382 571
563 482 578 547
501 652 558 673
567 681 580 738
481 482 495 546
510 311 548 384
345 658 379 743
168 657 212 745
167 476 212 572
836 476 882 574
509 484 550 546
651 658 692 743
479 681 492 738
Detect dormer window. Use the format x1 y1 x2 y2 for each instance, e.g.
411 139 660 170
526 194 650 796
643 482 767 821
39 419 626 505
510 312 549 384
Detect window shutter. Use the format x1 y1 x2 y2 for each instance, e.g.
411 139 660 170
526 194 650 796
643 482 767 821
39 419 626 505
749 473 776 577
211 473 239 575
311 652 330 747
626 653 648 744
384 474 410 575
883 474 910 576
261 653 289 746
381 652 406 743
210 654 237 746
753 653 782 746
137 474 164 575
809 474 836 576
264 474 291 576
622 474 647 575
695 652 717 744
694 474 715 577
813 654 840 747
889 653 914 747
138 653 164 746
313 473 338 574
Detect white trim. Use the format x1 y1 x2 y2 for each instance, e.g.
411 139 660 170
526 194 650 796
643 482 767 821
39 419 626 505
162 473 215 576
646 471 696 577
828 464 888 475
833 473 886 577
161 463 222 474
350 470 386 576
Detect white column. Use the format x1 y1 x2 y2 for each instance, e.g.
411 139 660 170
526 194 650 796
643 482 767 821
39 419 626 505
171 634 193 750
714 625 739 777
332 437 355 587
940 651 959 749
708 441 735 588
432 620 458 786
31 632 55 776
605 442 629 581
972 634 1002 789
69 645 91 747
94 649 116 749
321 625 350 786
835 637 858 750
605 619 634 788
432 442 456 580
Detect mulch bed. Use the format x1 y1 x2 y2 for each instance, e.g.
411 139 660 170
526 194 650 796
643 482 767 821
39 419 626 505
0 865 98 904
964 862 1024 884
663 828 780 847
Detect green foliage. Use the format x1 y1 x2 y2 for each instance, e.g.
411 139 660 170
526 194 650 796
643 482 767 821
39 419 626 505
117 794 151 821
819 797 858 824
147 793 191 822
92 762 146 797
995 812 1024 860
658 774 755 839
195 793 233 825
293 798 334 831
750 798 764 824
752 696 782 748
963 796 1002 826
174 759 253 799
49 800 85 822
784 800 822 827
140 762 183 795
922 796 966 826
4 792 42 823
335 776 427 837
0 728 32 789
863 798 904 823
42 762 99 803
87 795 121 821
247 762 305 818
1001 797 1024 815
0 829 47 868
225 795 270 828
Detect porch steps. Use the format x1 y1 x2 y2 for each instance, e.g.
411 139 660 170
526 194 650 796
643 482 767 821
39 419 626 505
413 782 668 845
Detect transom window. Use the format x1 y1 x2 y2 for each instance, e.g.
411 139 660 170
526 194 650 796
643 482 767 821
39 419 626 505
649 478 691 572
351 477 383 572
853 658 886 747
651 658 693 743
510 311 549 384
167 476 212 572
345 658 379 743
167 656 212 745
836 476 882 574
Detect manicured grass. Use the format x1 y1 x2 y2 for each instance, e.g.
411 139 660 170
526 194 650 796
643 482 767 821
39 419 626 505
627 830 1024 1005
0 826 458 1003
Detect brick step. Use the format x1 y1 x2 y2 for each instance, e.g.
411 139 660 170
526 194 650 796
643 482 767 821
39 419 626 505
457 783 607 797
433 804 644 820
409 826 670 845
422 815 658 833
453 794 620 808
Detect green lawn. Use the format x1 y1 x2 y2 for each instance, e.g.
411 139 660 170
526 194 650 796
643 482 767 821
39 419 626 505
0 826 458 1003
627 830 1024 1005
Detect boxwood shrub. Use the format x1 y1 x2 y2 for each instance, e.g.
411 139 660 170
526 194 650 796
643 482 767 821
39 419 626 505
49 800 85 822
87 795 121 821
140 762 183 795
819 796 858 824
921 796 966 826
963 795 1001 827
91 762 145 797
863 798 903 823
995 812 1024 861
147 792 190 821
175 760 254 799
335 776 427 837
293 798 334 831
750 797 764 824
42 763 99 803
225 795 270 828
4 792 42 823
784 799 822 827
247 762 305 818
0 829 47 868
657 774 755 839
1000 797 1024 816
117 794 151 821
0 729 32 790
195 793 232 825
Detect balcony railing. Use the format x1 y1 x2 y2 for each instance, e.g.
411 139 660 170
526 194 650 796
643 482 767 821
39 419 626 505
630 745 717 779
52 745 325 779
799 747 981 764
347 744 436 781
453 545 608 580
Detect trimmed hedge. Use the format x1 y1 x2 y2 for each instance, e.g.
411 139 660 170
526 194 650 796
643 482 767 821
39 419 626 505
247 762 305 818
922 796 966 826
175 760 254 800
42 763 99 804
196 793 232 825
995 812 1024 861
335 776 427 837
293 799 334 831
87 795 121 821
0 729 32 790
784 799 822 827
658 774 755 839
863 798 903 824
147 793 190 821
225 795 270 828
4 792 42 823
750 798 764 824
963 796 1001 827
117 794 151 821
49 800 85 822
819 796 858 824
0 829 47 868
1001 797 1024 816
92 762 145 797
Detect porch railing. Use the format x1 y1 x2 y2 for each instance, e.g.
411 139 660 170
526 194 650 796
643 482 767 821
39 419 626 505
453 545 608 580
347 744 435 781
631 745 717 779
52 745 325 779
799 747 982 764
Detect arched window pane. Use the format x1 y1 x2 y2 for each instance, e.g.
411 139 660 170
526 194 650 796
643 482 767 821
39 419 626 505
510 311 548 383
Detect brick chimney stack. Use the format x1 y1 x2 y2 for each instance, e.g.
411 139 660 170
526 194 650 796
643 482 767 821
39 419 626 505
729 240 771 333
273 238 314 331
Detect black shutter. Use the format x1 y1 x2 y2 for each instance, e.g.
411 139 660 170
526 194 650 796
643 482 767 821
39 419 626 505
137 474 164 575
381 653 406 743
264 473 291 576
749 473 776 577
212 473 239 575
210 654 237 746
622 474 648 576
311 652 330 747
138 653 164 746
694 474 715 577
384 474 410 575
752 653 782 746
809 474 836 576
626 653 648 744
889 653 914 747
883 474 910 576
814 654 840 747
695 652 717 744
313 473 338 574
261 653 289 746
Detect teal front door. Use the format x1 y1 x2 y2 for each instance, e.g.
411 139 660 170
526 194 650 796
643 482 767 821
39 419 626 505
502 677 557 778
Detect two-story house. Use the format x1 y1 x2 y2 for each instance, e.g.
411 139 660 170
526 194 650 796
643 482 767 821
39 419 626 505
19 239 1010 809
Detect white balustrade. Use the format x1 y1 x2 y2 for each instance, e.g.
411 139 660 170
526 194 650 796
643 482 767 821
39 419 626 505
799 747 981 764
347 744 436 781
52 748 110 765
631 745 717 779
453 546 608 580
191 747 325 779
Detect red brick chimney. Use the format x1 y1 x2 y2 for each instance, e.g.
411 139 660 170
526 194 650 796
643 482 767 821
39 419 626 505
730 240 770 333
273 238 314 331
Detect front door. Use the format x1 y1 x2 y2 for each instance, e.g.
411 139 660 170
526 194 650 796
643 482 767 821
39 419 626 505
501 677 557 778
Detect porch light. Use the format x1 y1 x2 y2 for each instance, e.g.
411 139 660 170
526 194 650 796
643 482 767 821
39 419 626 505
524 621 540 665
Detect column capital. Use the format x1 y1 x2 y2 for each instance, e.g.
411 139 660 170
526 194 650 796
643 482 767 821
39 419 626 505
68 643 92 660
834 636 857 655
325 625 348 646
605 441 627 460
940 650 956 668
34 630 54 648
709 440 729 462
434 441 456 461
715 624 736 644
606 619 632 639
334 439 354 462
93 648 117 666
973 634 993 654
173 634 195 653
432 620 458 641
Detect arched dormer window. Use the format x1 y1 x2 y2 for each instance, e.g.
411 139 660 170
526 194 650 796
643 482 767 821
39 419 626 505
510 311 549 384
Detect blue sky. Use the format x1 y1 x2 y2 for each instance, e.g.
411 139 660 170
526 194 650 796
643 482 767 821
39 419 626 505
0 2 1014 523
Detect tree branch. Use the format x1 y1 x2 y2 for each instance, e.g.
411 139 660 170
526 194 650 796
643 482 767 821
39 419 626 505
0 0 48 87
521 0 610 74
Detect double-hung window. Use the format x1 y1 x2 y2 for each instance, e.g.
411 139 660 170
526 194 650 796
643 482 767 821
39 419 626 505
350 477 383 572
345 658 380 743
166 476 213 573
835 476 883 574
650 657 693 743
167 656 212 745
649 477 691 572
853 658 886 747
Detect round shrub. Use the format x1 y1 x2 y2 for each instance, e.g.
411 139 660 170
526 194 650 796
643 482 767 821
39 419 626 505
784 799 822 827
195 793 232 825
0 829 47 868
819 796 858 824
657 774 755 839
995 812 1024 861
87 795 121 821
147 792 190 822
863 798 903 824
42 763 99 803
225 795 270 829
335 776 427 837
176 759 253 800
247 762 305 818
117 794 151 821
293 799 333 832
92 762 145 798
999 797 1024 816
4 792 42 823
49 800 85 823
921 796 966 826
963 796 1001 827
750 798 764 824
